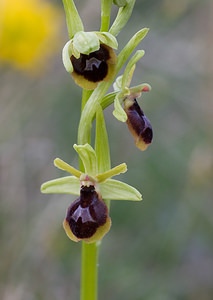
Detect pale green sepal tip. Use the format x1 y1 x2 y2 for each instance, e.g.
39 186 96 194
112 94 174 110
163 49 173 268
73 31 100 55
96 163 127 183
41 176 80 195
95 32 118 49
113 94 127 122
73 144 97 176
62 40 73 73
100 179 142 201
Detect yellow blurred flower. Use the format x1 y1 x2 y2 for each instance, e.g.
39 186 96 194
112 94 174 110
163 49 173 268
0 0 62 72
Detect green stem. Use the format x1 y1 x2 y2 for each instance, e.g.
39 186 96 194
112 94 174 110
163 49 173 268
78 25 149 300
81 89 93 112
100 0 113 32
79 88 101 300
81 242 99 300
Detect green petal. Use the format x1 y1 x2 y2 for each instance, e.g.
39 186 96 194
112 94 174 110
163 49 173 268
100 179 142 201
113 93 127 122
96 163 127 183
95 104 111 173
62 40 73 73
96 32 118 49
41 176 80 195
54 158 81 178
73 31 100 55
73 144 97 176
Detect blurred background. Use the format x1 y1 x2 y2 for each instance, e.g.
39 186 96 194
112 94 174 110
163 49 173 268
0 0 213 299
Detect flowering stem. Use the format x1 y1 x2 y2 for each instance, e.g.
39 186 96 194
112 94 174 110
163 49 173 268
100 0 113 32
77 10 148 300
81 242 99 300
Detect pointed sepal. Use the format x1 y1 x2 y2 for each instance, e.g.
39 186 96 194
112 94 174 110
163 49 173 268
99 179 142 201
41 176 80 195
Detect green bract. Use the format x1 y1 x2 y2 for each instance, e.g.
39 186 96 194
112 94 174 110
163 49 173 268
62 0 84 39
41 143 142 202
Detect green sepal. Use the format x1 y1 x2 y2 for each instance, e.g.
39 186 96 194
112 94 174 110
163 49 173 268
122 50 145 89
62 40 73 73
99 179 142 201
73 31 100 55
95 104 111 173
113 93 127 122
41 176 80 195
73 144 97 176
95 32 118 49
41 176 142 201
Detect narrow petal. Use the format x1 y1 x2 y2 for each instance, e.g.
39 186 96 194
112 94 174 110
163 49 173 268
54 158 82 178
96 163 127 183
100 179 142 201
41 176 80 195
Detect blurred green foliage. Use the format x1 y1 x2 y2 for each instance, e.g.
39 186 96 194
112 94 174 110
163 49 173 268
1 0 213 299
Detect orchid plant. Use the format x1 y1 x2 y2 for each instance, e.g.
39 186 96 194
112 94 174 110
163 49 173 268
41 1 153 299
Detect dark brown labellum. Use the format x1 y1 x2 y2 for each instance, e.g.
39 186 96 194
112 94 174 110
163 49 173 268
65 185 108 239
71 44 109 83
124 98 153 150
